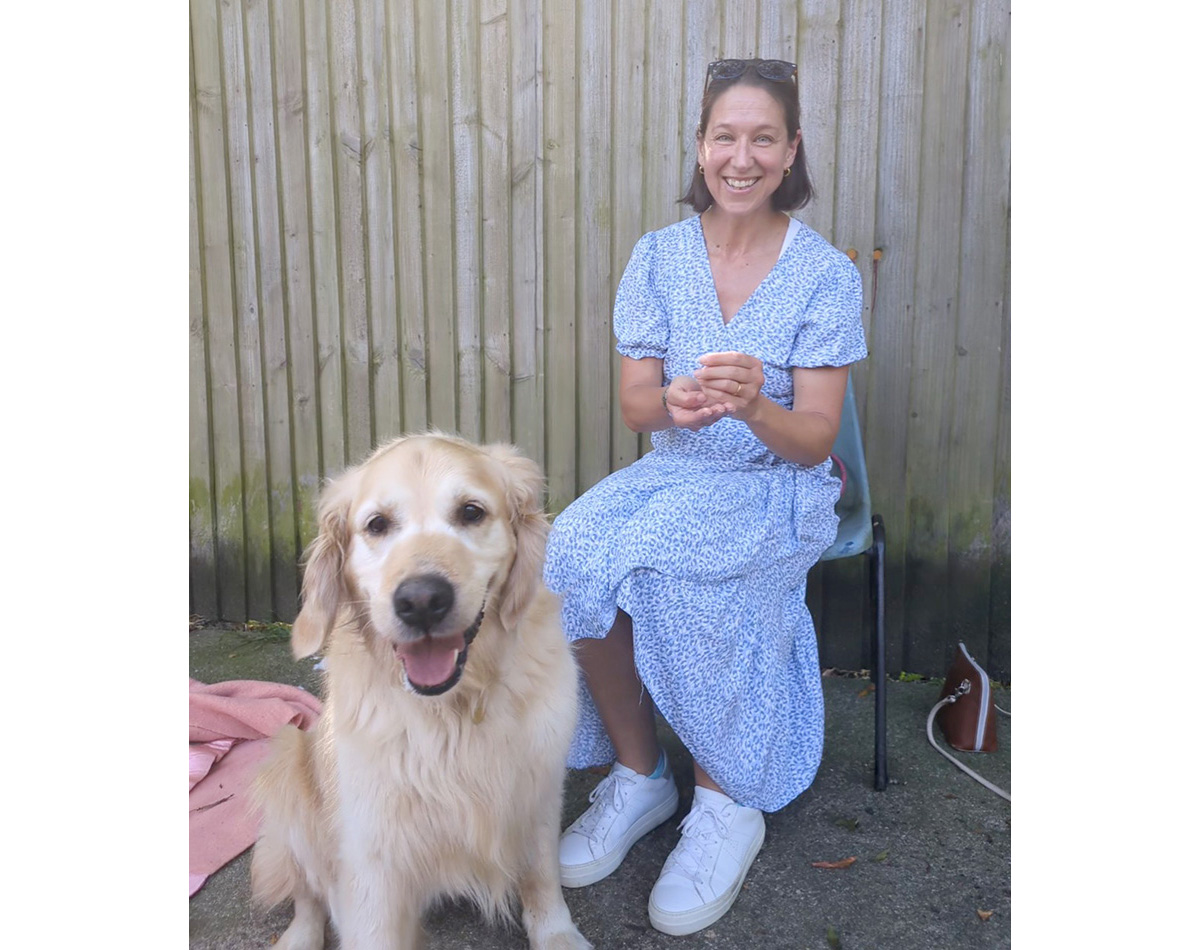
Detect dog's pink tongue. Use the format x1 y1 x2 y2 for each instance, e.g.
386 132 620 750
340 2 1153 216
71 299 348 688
398 639 460 687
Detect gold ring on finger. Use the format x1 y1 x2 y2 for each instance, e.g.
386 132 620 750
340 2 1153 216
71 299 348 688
735 382 743 397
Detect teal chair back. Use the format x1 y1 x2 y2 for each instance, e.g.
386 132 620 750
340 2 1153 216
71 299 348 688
820 378 873 561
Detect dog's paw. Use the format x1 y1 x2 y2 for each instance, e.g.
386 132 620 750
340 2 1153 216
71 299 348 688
531 928 592 950
272 930 325 950
271 914 327 950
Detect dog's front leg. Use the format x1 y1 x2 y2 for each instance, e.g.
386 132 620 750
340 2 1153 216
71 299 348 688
518 813 592 950
333 789 424 950
334 864 423 950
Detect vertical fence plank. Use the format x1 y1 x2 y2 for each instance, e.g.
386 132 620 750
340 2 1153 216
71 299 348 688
189 74 219 619
609 0 648 471
682 0 720 214
644 0 685 239
904 0 971 675
452 0 484 441
480 0 512 445
516 0 544 465
416 0 458 433
946 0 1009 667
360 0 402 446
988 241 1010 682
642 0 687 460
795 0 839 241
543 0 577 510
329 0 372 463
244 0 299 619
509 0 543 467
193 1 247 620
193 0 249 621
833 0 882 376
272 0 321 567
576 0 612 494
221 0 275 621
385 0 429 434
867 0 926 673
303 0 347 476
757 0 796 60
683 0 721 141
721 0 756 56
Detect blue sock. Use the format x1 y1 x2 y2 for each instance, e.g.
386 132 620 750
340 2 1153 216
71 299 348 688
647 748 667 780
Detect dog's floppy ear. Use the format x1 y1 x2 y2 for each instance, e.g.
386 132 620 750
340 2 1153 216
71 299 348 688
291 467 360 658
486 443 550 632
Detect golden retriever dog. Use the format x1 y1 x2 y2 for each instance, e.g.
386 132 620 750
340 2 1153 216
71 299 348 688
250 433 590 950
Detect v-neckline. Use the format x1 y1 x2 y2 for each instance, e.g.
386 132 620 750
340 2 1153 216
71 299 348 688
696 215 793 327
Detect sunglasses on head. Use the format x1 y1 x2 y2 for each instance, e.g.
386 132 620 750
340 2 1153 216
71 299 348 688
704 58 797 92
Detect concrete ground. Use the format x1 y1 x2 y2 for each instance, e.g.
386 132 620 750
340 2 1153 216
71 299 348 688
189 624 1011 949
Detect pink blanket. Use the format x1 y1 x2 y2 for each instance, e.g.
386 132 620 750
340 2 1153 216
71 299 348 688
189 678 321 896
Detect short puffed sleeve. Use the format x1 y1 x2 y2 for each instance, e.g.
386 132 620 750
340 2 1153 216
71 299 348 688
613 232 668 361
788 254 869 368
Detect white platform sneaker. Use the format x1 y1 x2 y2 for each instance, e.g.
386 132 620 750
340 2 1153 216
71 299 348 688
559 761 680 888
647 785 765 936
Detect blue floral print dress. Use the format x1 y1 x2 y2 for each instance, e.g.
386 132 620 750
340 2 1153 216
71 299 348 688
543 214 868 812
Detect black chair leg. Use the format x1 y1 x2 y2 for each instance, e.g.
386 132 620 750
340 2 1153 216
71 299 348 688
869 514 888 791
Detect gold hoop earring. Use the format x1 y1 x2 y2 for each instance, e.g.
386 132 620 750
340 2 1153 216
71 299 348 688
783 167 791 178
699 164 705 175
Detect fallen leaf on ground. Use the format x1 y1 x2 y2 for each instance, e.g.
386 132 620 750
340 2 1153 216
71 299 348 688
976 909 994 921
811 857 857 869
834 817 859 832
871 850 888 862
857 684 876 698
826 924 842 948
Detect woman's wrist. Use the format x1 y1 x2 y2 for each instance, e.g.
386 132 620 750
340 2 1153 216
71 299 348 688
740 391 767 425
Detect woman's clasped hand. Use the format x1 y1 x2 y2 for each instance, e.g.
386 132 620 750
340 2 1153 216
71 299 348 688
664 351 765 428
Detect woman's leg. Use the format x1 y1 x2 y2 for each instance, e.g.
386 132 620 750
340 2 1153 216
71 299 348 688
574 608 660 775
559 610 679 888
575 610 741 798
692 761 725 796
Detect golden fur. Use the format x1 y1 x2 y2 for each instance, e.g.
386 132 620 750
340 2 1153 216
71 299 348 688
251 434 590 950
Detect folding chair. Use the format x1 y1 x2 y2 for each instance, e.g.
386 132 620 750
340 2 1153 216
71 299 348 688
819 378 888 790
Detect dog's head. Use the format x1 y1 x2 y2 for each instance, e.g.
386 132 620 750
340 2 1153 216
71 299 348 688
290 433 549 696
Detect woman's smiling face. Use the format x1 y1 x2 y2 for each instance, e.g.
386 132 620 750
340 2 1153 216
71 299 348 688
697 83 800 218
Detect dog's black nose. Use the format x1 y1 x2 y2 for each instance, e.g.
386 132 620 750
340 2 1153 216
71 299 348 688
392 574 455 631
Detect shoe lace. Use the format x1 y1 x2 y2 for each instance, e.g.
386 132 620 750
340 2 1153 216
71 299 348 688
577 769 639 839
663 801 733 883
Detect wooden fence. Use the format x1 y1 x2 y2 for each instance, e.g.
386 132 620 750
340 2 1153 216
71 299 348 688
189 0 1010 678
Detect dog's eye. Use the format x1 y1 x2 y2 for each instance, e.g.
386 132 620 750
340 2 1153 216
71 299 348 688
459 503 486 525
365 514 390 536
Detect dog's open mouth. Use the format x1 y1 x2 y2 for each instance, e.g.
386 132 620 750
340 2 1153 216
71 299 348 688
394 606 485 696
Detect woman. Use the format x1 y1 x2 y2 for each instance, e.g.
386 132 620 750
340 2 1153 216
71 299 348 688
544 58 867 936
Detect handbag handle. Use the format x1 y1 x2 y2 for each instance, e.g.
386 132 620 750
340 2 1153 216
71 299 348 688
926 682 1011 802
